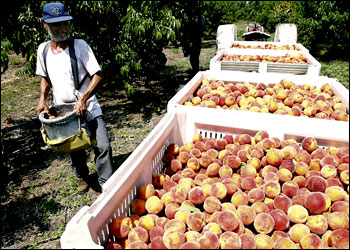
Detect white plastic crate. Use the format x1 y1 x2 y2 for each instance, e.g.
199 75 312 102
225 41 309 53
60 107 349 249
168 71 349 115
210 48 321 75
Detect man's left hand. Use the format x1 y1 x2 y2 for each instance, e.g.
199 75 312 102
74 99 87 117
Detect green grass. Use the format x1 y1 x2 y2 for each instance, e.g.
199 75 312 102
320 60 349 89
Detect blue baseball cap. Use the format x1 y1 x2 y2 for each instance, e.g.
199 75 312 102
42 2 73 24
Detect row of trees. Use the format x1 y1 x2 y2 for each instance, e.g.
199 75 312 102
2 1 349 93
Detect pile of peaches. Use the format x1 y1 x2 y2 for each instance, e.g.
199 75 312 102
105 131 349 249
183 78 349 122
231 43 302 51
221 53 308 64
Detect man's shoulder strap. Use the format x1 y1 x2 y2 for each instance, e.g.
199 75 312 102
42 38 90 90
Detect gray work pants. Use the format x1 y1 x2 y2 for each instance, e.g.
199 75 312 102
70 115 113 186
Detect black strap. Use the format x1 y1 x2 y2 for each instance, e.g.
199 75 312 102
43 38 90 90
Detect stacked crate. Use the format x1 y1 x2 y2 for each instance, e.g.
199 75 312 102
61 36 349 249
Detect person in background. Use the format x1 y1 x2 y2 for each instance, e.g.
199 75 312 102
182 3 206 76
35 2 113 192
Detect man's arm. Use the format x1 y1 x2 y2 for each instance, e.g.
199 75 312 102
74 71 103 117
36 77 51 116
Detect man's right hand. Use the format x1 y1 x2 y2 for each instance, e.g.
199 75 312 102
36 101 50 116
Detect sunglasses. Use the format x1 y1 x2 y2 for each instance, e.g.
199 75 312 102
50 21 70 27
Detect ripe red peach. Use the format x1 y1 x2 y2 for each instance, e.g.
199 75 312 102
217 210 240 231
287 204 309 224
128 226 149 243
240 176 257 191
203 196 222 214
203 222 222 238
260 165 278 178
301 137 318 153
209 182 228 200
271 231 289 243
198 231 220 249
254 234 274 249
240 234 256 249
277 168 293 182
138 214 155 232
295 161 309 176
163 227 185 249
166 143 179 155
216 138 228 150
264 172 279 183
138 184 156 200
328 212 349 230
281 180 299 197
149 226 164 242
293 175 306 188
292 194 305 206
165 202 180 219
320 155 339 168
264 181 281 198
125 241 148 249
164 219 186 234
110 216 133 239
221 178 238 196
170 159 183 172
304 192 327 215
321 165 337 179
295 149 311 165
223 155 241 169
206 162 220 176
253 212 275 234
282 145 297 160
274 237 299 249
251 201 270 215
131 199 147 216
236 205 256 226
186 212 206 231
279 159 295 173
332 201 349 215
329 229 350 249
306 175 327 192
169 185 188 204
179 241 200 249
340 169 349 185
188 186 206 205
273 195 292 214
218 165 233 179
254 130 269 143
220 231 241 249
237 149 249 162
248 188 265 203
269 209 289 231
311 147 326 160
288 223 311 243
300 233 326 249
104 241 123 249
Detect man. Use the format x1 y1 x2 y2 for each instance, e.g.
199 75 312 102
35 2 113 192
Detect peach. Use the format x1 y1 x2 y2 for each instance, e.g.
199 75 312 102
306 214 328 235
184 230 200 243
292 194 305 206
164 219 186 234
240 177 257 191
138 214 155 232
340 169 349 185
186 212 206 232
279 159 295 173
281 180 299 197
174 209 191 225
104 241 123 249
165 203 180 219
186 157 200 171
295 161 309 176
218 165 233 179
269 209 289 231
273 195 292 213
288 223 310 243
237 149 249 162
170 159 183 172
236 205 256 226
287 204 309 224
223 155 241 169
332 201 349 215
302 137 318 153
163 227 185 249
293 175 306 188
240 234 256 249
170 185 188 204
199 155 213 168
128 227 149 243
295 150 311 165
110 216 133 239
194 141 205 152
325 186 346 202
231 190 249 208
248 188 265 204
274 237 299 249
216 138 228 150
306 175 327 192
221 178 238 196
145 196 164 215
166 143 179 155
131 199 147 216
320 155 339 168
277 168 293 182
198 231 220 249
152 173 167 189
192 133 203 143
125 241 148 249
190 148 202 158
138 184 156 200
328 212 349 230
249 147 265 160
204 196 222 214
304 192 327 215
300 233 326 249
241 164 257 178
251 201 270 214
188 186 206 205
149 226 164 242
320 165 337 179
238 134 251 145
220 231 241 249
207 148 219 160
264 181 281 198
253 212 275 234
217 210 240 231
177 151 190 165
329 229 349 249
266 148 283 166
254 234 274 249
209 182 228 200
311 147 326 160
206 162 221 177
203 222 222 238
271 231 289 243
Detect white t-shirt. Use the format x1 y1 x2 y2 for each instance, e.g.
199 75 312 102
36 39 102 120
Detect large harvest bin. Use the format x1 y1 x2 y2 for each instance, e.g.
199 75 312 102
168 71 349 121
60 108 349 248
210 48 321 75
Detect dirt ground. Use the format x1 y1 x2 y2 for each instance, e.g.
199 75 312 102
1 40 216 249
